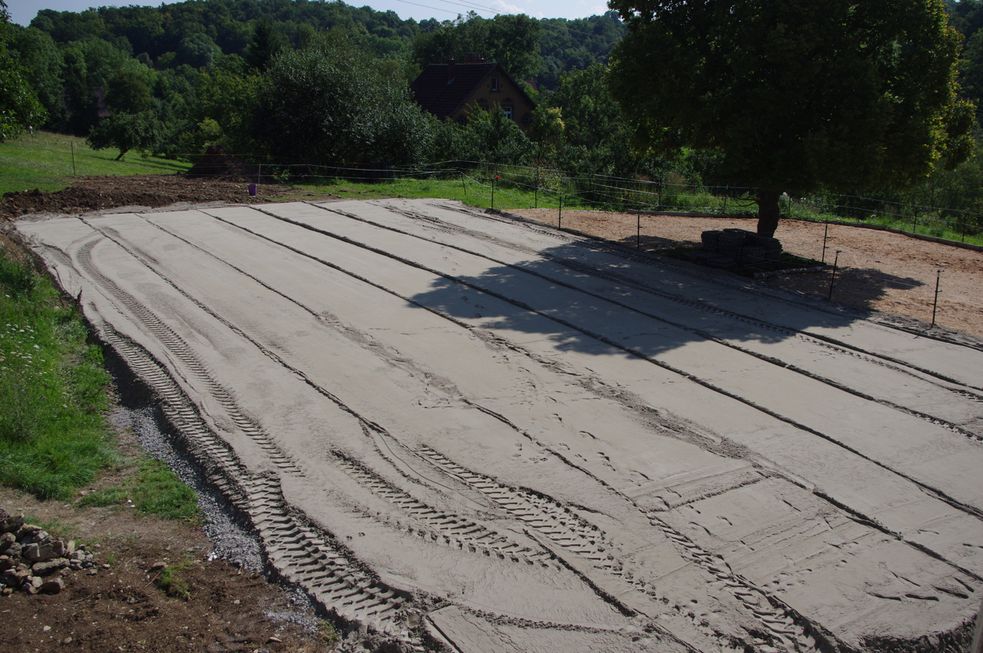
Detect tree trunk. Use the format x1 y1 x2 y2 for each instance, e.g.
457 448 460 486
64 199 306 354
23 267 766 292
115 149 127 161
756 188 781 238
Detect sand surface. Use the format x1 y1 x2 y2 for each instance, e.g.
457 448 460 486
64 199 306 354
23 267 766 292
16 199 983 652
512 208 983 339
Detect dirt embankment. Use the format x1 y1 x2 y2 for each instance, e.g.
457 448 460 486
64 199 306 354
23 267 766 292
513 208 983 339
0 175 288 222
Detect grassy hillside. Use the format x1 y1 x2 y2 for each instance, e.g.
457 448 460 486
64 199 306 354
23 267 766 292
0 131 189 196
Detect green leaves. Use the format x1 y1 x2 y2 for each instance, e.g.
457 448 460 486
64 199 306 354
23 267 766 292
254 36 435 167
609 0 974 232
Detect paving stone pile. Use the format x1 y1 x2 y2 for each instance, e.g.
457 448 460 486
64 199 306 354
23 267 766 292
0 507 97 596
699 228 784 267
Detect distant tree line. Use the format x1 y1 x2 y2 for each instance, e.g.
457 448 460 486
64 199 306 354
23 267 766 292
1 0 983 232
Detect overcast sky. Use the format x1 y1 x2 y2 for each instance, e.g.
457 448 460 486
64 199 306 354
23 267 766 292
7 0 612 26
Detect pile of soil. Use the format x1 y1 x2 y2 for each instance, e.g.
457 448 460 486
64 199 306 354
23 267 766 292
0 175 287 221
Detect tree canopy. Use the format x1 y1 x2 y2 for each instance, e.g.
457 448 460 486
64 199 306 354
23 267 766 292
0 3 45 141
609 0 976 236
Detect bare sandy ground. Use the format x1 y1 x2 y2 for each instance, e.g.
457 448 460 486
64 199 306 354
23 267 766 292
15 199 983 652
513 208 983 339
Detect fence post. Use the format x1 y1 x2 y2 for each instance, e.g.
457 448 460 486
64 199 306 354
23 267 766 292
461 172 467 201
821 221 830 263
827 250 841 301
70 141 77 177
491 174 496 210
534 165 539 209
257 163 262 187
558 194 563 230
931 269 942 328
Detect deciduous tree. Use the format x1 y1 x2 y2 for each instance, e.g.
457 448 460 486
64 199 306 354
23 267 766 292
609 0 975 237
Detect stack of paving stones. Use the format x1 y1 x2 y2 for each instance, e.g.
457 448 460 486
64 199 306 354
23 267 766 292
0 508 96 597
700 228 783 268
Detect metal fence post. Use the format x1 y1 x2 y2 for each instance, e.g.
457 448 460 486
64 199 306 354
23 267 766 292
491 174 496 210
461 172 467 201
637 210 641 249
827 250 841 301
558 194 563 229
70 141 77 177
931 269 942 328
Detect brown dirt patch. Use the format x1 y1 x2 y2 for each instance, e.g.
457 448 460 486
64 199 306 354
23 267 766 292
0 488 334 653
514 209 983 339
0 175 289 222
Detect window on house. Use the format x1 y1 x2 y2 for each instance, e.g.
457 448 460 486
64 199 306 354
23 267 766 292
491 76 499 91
503 104 513 119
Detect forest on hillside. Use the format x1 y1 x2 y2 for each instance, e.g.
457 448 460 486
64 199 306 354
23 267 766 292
2 0 983 227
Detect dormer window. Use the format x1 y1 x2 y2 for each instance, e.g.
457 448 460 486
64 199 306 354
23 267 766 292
491 76 499 91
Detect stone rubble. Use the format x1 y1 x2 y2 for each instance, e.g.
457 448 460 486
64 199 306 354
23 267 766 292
0 507 98 597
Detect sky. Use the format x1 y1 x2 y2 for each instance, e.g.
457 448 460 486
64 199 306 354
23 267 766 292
6 0 612 26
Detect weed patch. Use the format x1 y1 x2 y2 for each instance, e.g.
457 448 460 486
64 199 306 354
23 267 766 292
79 458 200 523
153 560 193 600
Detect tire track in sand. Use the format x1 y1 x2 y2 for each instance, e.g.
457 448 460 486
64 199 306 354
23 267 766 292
259 205 983 526
199 205 979 648
416 446 829 653
97 324 418 642
331 451 556 568
76 235 302 475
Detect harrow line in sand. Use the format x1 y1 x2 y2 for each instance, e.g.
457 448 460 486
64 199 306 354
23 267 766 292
249 204 983 524
330 200 982 439
17 200 983 652
194 204 983 587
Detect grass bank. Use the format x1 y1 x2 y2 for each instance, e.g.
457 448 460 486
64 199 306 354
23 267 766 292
0 246 197 523
0 248 114 498
0 131 190 196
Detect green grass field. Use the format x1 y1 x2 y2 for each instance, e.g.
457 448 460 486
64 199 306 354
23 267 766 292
0 131 190 196
296 175 586 211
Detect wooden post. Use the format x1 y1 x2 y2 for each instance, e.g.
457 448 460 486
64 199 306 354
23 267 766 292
827 250 841 301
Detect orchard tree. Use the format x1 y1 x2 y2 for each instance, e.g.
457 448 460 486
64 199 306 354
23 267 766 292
608 0 976 237
253 35 436 166
88 110 163 159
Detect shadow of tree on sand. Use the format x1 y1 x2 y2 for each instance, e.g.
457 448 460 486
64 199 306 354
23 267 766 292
408 235 925 360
